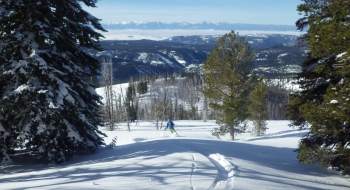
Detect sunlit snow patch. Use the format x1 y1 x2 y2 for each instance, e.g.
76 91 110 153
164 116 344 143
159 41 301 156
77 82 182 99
209 154 234 178
208 153 235 190
330 100 339 104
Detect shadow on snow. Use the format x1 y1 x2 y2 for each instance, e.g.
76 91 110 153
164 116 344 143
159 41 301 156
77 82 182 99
0 137 349 189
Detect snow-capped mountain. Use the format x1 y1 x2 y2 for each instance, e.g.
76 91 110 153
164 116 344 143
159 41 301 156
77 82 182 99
102 21 296 31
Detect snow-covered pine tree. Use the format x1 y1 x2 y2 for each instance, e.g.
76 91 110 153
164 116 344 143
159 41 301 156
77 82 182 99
287 0 350 174
0 0 107 164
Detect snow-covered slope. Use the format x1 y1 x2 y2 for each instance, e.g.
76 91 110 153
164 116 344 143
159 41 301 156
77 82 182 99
1 120 349 189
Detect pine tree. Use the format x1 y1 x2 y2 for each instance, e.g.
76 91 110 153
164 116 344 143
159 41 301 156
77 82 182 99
248 78 268 136
137 81 148 94
286 0 350 174
0 0 107 164
201 31 257 140
125 82 137 122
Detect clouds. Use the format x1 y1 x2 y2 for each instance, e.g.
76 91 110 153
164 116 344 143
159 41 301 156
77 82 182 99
83 0 301 25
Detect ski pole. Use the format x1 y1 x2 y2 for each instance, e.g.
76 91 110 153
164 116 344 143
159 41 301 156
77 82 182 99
174 125 183 132
173 126 181 135
162 128 167 136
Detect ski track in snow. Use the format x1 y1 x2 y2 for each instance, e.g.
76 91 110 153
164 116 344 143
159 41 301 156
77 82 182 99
190 153 197 190
3 121 350 189
173 141 238 190
208 154 236 190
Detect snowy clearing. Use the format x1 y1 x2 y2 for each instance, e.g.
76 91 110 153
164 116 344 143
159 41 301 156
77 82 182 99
1 120 349 189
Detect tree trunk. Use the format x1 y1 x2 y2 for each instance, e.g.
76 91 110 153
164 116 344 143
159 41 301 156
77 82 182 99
257 123 261 136
127 120 130 132
230 126 235 141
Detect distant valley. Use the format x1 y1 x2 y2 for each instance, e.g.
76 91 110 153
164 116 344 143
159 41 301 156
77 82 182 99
89 33 306 82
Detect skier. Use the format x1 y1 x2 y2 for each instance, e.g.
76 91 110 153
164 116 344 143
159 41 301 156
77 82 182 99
165 119 177 134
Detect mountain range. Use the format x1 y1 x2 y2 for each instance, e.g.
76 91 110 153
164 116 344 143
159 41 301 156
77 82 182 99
101 21 297 31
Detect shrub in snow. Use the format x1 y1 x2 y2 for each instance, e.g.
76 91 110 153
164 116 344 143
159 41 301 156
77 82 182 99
108 136 118 149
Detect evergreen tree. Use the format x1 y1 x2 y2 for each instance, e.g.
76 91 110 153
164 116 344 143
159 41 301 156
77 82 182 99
286 0 350 174
137 81 148 94
0 0 107 163
125 82 137 122
248 78 268 136
178 105 186 120
201 31 257 140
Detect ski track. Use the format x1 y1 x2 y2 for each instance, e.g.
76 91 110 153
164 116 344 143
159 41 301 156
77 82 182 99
174 142 237 190
148 177 153 188
208 154 236 190
190 153 197 190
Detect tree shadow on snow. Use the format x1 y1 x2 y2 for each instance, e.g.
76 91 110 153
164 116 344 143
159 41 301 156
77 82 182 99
0 138 349 189
242 130 309 142
0 141 214 189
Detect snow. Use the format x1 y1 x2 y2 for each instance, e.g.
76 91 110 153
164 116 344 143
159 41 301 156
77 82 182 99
330 100 339 104
1 120 350 189
13 84 31 94
135 52 149 63
59 83 68 96
277 53 288 58
66 120 82 140
157 54 173 65
36 124 46 134
48 99 59 109
336 52 347 59
173 55 186 65
150 60 164 65
336 52 348 63
95 83 129 103
168 51 186 66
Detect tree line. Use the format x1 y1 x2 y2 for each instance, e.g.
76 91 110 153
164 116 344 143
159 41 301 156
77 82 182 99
101 50 292 138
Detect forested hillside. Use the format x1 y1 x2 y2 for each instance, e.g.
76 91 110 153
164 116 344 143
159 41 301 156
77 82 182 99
88 34 305 83
98 72 294 133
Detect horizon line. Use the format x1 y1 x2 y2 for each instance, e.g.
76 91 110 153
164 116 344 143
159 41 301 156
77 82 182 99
101 21 296 26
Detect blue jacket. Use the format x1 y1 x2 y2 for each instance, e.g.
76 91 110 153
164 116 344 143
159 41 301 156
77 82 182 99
167 120 174 129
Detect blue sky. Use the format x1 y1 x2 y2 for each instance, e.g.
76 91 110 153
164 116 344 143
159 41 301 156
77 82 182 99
83 0 302 25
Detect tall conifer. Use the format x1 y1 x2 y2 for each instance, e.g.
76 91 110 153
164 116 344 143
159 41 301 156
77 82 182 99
0 0 107 163
201 31 257 140
287 0 350 174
